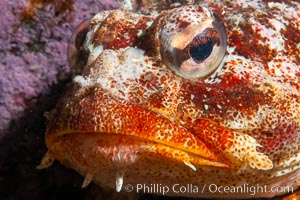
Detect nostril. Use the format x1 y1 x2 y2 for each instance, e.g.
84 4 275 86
67 20 90 75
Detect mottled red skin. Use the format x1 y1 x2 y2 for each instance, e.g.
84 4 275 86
40 1 300 199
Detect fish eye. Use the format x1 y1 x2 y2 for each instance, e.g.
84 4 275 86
186 28 219 63
174 18 226 79
161 8 227 80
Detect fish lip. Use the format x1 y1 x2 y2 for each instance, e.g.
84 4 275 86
44 95 231 167
45 91 274 171
46 130 230 168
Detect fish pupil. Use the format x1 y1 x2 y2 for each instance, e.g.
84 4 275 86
189 38 213 63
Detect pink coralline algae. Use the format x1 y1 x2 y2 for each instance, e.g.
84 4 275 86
0 0 121 199
0 0 120 134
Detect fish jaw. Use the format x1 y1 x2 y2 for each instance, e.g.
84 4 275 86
38 83 277 197
45 87 231 170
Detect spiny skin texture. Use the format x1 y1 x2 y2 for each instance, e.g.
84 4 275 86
40 1 300 199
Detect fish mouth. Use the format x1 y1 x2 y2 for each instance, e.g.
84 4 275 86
38 87 277 196
45 118 231 173
42 88 236 172
44 87 273 172
42 131 231 195
47 130 230 171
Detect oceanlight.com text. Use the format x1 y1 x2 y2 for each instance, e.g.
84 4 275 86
124 183 293 196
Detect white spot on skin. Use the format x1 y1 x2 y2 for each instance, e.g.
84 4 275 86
87 45 103 64
249 17 285 51
227 46 236 54
274 164 300 177
120 0 134 10
268 18 286 32
91 11 111 24
73 75 92 87
74 47 165 100
171 2 181 7
137 29 143 36
267 2 286 10
145 20 156 31
267 56 299 83
278 152 300 168
204 104 209 110
231 0 264 10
